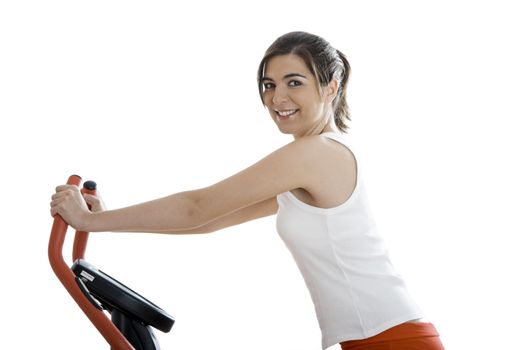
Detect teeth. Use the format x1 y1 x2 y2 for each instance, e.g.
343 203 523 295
276 109 297 117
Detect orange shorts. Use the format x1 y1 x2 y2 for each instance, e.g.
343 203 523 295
340 322 445 350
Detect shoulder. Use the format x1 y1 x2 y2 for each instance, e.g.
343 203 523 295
275 134 353 182
277 134 336 159
282 134 352 164
276 134 357 207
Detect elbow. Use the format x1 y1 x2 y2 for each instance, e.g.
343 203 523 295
180 188 222 234
184 189 210 229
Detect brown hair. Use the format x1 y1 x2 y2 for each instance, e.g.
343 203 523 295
257 31 352 132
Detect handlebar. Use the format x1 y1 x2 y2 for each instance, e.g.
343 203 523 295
48 175 134 350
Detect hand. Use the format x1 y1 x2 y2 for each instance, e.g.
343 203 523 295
50 184 92 230
83 191 106 213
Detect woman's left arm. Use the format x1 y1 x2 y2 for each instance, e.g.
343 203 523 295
51 136 324 233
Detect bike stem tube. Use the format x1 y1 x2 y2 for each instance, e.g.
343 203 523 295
48 175 134 350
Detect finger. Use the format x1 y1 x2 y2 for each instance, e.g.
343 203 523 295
50 196 63 208
83 193 106 212
50 197 63 207
54 187 80 200
55 184 77 192
82 193 98 203
52 192 66 200
55 185 67 192
52 191 71 202
50 204 60 217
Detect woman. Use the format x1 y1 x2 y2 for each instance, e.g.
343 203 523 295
51 31 445 350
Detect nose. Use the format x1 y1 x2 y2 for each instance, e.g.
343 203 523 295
272 84 289 105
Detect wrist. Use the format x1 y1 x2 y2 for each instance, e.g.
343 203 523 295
79 211 96 232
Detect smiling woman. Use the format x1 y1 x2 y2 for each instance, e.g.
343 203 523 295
260 54 338 137
257 31 351 138
50 31 445 350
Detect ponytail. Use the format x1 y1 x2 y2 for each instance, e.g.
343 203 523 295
333 49 351 132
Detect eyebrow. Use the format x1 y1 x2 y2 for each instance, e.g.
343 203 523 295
261 73 307 81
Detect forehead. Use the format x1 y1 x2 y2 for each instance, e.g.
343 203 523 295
264 54 312 79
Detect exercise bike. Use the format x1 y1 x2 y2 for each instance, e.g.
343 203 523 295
48 175 175 350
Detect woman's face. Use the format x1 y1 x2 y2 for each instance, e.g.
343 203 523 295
261 54 337 138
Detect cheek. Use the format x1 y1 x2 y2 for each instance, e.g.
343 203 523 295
262 93 273 108
263 97 275 117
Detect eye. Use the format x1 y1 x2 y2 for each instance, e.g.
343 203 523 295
263 82 275 90
288 80 302 87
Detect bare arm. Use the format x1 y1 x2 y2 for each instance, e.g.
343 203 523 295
79 188 277 235
146 197 277 234
51 136 322 233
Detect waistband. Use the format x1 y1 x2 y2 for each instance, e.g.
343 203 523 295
341 322 440 345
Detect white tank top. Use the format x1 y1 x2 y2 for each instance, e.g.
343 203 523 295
276 132 424 349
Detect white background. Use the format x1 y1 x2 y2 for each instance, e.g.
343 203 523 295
1 1 524 349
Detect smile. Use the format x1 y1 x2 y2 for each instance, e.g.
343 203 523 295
275 109 299 118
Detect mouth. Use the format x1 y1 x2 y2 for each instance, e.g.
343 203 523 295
274 109 299 120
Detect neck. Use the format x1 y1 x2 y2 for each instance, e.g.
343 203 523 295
293 118 338 140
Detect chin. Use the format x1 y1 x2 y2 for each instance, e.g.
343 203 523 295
275 124 295 135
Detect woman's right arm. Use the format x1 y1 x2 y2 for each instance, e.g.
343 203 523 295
161 196 277 234
52 135 322 234
84 190 277 235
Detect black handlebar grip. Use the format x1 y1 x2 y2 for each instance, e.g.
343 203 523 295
83 180 97 191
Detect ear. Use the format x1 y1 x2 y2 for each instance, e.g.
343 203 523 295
323 79 339 103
